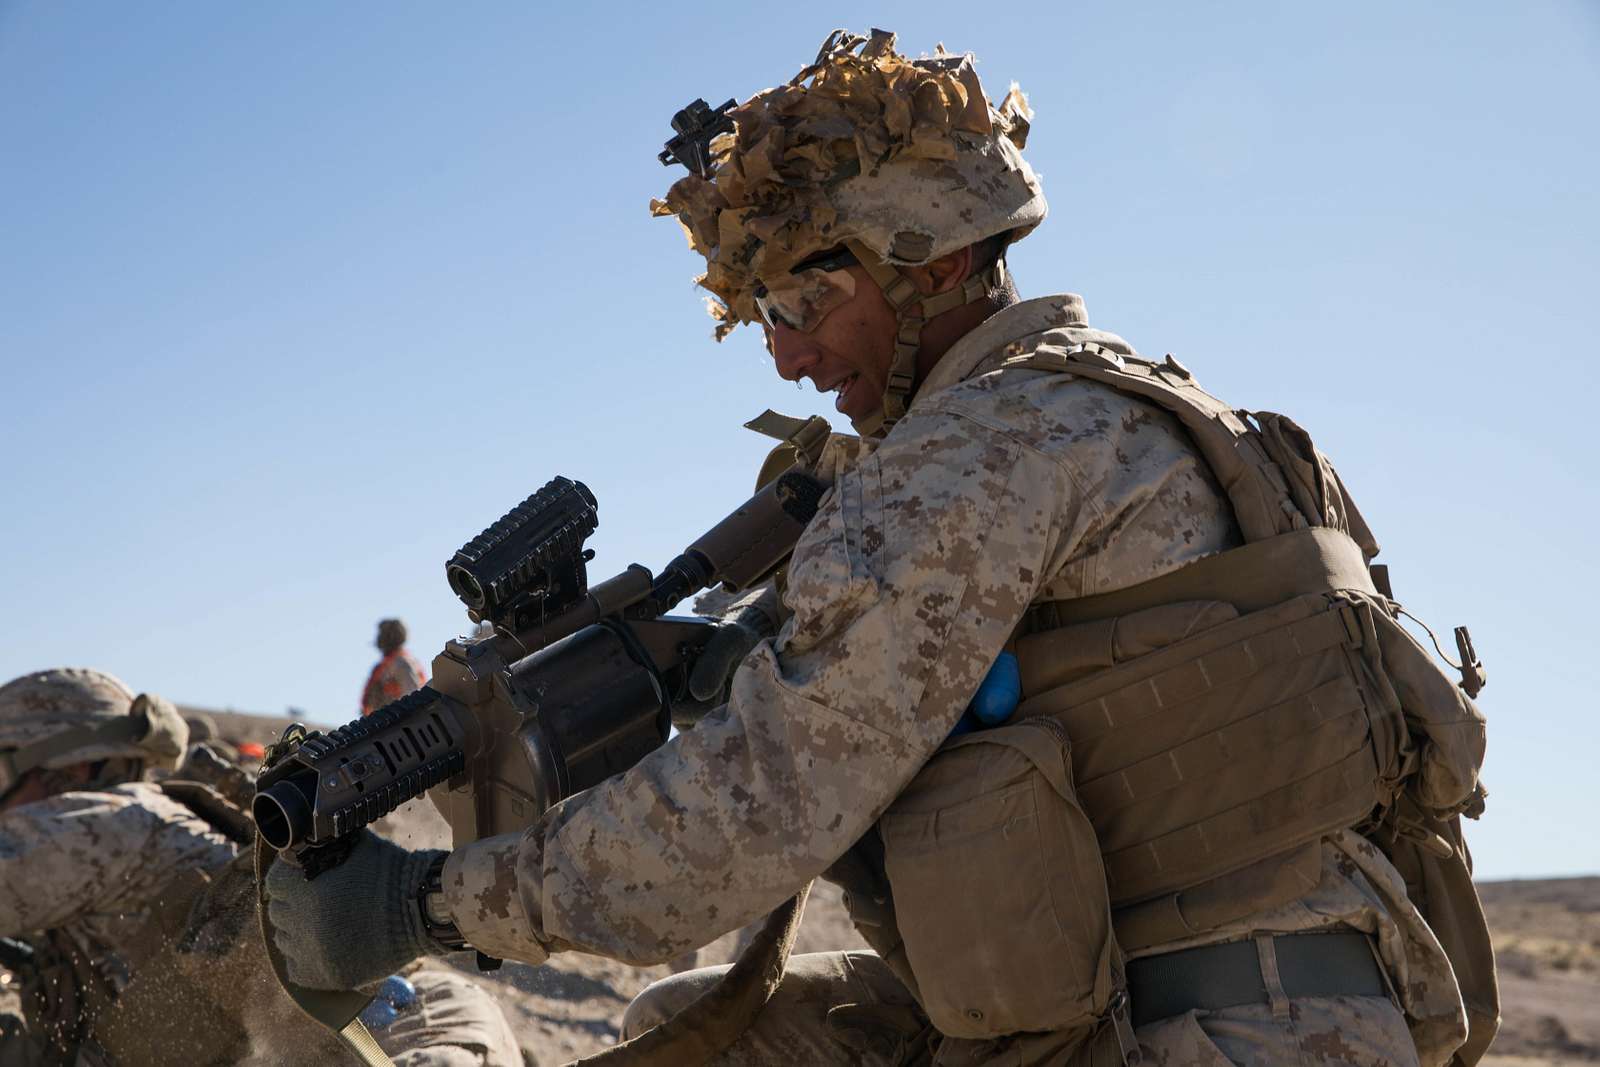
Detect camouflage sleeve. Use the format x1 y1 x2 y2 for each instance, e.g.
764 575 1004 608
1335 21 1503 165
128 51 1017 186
444 407 1075 963
0 784 238 935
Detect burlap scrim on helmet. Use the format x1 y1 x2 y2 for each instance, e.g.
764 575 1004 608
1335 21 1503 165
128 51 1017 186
650 28 1040 339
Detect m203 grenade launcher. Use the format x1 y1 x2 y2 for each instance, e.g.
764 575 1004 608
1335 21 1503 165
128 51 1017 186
253 466 826 859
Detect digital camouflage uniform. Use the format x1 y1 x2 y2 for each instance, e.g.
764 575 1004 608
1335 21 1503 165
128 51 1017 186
384 28 1484 1067
0 784 526 1067
364 649 430 717
440 296 1466 1064
0 669 519 1067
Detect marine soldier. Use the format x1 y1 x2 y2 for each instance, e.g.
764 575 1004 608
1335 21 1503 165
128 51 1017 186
364 618 430 716
266 30 1493 1067
0 667 522 1066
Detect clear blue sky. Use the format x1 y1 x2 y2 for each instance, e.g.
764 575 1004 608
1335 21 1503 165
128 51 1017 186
1 1 1595 879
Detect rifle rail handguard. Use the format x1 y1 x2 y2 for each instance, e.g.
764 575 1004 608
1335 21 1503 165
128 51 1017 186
254 689 470 851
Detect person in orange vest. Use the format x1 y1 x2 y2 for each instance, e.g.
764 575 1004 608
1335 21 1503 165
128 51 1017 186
361 618 427 716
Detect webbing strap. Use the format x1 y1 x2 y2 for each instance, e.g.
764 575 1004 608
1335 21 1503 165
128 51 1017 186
745 410 835 492
1001 344 1309 543
339 1019 394 1067
842 239 1003 434
846 241 925 429
1024 527 1376 631
1125 932 1385 1029
567 883 812 1066
743 410 831 461
919 267 991 319
0 715 147 793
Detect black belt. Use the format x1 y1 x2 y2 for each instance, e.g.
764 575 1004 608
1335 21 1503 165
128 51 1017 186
1125 931 1387 1029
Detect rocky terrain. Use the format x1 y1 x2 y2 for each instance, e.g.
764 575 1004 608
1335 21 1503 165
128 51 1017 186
1478 877 1600 1066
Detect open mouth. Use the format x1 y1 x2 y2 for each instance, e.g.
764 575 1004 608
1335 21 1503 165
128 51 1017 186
828 374 861 412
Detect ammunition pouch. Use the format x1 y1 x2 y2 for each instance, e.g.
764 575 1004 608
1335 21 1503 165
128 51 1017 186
880 717 1121 1041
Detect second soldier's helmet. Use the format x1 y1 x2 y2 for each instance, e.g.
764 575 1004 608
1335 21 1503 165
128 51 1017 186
0 668 188 793
185 712 219 744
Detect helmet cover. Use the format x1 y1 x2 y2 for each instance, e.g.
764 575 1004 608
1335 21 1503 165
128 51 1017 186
652 28 1046 339
0 668 187 771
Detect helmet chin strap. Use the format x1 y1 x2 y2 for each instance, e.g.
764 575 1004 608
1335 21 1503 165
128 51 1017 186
842 239 1004 437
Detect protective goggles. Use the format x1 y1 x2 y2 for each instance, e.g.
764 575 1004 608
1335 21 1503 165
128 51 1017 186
753 248 858 333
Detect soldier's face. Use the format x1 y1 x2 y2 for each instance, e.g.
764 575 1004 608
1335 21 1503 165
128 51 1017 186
767 262 899 422
0 762 95 812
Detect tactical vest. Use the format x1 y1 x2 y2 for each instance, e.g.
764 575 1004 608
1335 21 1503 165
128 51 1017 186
825 337 1495 1062
1022 346 1482 861
14 780 262 1067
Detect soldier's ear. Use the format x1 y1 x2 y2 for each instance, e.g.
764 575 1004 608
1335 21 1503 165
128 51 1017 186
908 245 975 297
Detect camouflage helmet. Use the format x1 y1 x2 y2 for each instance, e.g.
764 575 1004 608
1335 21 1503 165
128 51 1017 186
652 29 1046 432
0 668 188 792
185 712 219 744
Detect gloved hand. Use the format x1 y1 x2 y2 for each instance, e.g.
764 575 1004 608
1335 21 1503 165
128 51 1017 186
265 830 448 991
687 605 776 704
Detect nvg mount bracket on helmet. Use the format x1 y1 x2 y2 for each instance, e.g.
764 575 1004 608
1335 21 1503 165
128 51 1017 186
659 97 736 178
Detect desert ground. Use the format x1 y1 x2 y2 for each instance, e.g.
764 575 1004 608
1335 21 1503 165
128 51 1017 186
366 750 1600 1066
8 708 1591 1065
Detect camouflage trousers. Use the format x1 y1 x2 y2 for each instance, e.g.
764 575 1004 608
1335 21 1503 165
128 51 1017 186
621 951 1422 1067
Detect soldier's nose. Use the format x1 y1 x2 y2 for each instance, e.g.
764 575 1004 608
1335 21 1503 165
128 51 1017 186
770 325 821 384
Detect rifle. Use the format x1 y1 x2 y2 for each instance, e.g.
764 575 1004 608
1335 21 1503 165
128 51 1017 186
253 462 826 864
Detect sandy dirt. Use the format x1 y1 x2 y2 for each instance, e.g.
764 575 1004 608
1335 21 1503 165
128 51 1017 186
199 712 1600 1065
9 708 1585 1066
1478 877 1600 1066
372 792 1600 1066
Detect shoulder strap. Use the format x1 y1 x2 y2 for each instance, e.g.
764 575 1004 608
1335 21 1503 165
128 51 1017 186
1001 340 1312 544
743 410 835 489
569 884 813 1067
